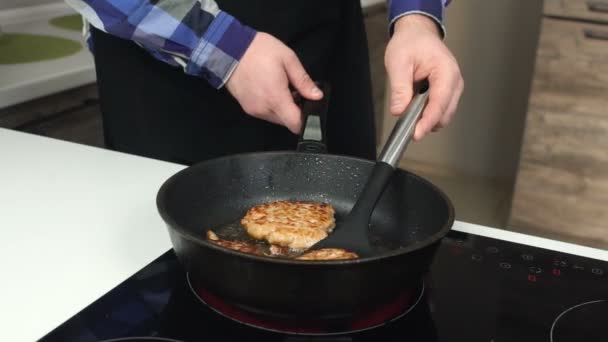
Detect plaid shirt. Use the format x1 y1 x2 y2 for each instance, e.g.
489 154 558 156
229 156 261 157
65 0 450 89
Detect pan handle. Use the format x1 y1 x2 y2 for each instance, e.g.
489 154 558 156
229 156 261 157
296 82 330 153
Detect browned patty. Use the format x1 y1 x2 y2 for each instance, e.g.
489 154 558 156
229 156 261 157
207 231 359 260
296 248 359 260
268 244 291 257
207 230 295 258
241 200 336 250
206 230 264 256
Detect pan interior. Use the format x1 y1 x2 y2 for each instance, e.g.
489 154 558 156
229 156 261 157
158 152 452 258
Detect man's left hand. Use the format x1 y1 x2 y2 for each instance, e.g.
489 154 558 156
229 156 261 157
384 14 464 141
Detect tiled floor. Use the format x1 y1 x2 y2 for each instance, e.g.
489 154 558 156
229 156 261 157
399 158 513 229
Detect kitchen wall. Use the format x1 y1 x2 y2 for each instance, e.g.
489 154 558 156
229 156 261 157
382 0 545 183
0 0 59 11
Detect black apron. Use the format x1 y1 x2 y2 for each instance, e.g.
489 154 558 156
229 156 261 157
90 0 377 165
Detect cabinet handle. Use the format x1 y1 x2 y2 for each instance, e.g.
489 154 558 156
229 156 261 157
584 28 608 41
587 0 608 13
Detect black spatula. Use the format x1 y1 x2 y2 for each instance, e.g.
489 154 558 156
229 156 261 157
310 82 430 258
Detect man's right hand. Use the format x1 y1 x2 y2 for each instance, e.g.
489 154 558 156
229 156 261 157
225 32 323 134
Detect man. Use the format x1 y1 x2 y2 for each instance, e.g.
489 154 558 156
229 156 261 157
65 0 463 164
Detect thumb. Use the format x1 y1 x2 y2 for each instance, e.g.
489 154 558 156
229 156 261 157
283 51 323 100
387 63 414 116
274 90 302 134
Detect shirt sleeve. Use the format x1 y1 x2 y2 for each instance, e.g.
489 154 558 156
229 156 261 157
64 0 257 89
387 0 451 39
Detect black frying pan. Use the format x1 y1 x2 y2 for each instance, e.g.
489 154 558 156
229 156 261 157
156 82 454 321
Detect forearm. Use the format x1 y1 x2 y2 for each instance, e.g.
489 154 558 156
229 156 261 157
64 0 256 88
388 0 451 38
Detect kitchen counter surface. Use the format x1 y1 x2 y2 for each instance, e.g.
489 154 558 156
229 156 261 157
1 128 607 342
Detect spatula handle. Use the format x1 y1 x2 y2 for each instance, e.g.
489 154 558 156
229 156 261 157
379 81 430 168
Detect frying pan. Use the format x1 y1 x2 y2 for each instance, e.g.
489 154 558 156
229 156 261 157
156 82 454 320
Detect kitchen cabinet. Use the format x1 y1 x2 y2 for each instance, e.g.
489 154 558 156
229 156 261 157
362 2 389 145
508 0 608 249
544 0 608 23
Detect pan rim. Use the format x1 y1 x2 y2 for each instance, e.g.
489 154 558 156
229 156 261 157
156 151 455 266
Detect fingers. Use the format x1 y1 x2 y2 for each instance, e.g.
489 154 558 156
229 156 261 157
414 63 462 140
435 72 464 131
386 58 414 116
273 89 303 134
279 49 321 134
413 74 448 140
383 19 464 141
225 33 315 134
283 51 323 100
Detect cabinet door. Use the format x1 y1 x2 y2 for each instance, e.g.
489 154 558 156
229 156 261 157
363 5 389 147
545 0 608 24
508 18 608 249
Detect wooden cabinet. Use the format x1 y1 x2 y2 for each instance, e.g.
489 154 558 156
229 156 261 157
508 2 608 249
363 3 389 146
544 0 608 23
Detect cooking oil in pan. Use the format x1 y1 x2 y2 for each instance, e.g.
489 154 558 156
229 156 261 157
208 220 302 258
212 220 253 242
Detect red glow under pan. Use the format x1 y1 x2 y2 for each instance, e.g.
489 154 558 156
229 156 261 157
187 273 425 335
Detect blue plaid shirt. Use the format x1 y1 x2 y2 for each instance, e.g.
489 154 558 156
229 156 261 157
65 0 450 89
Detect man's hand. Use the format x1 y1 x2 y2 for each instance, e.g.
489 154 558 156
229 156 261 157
226 32 323 134
385 14 464 141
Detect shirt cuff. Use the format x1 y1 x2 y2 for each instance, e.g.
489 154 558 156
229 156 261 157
388 0 447 39
185 11 256 89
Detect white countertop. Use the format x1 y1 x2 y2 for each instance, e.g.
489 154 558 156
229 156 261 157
0 128 181 342
1 127 607 342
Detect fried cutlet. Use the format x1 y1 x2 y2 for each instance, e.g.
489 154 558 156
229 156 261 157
206 230 264 255
241 200 336 250
207 229 359 260
296 248 359 260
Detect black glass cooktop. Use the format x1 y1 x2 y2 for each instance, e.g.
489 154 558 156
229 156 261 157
40 230 607 342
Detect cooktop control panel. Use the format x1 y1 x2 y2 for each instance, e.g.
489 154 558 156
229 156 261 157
444 230 605 282
428 231 606 342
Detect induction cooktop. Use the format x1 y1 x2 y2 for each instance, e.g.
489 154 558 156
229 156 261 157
39 229 607 342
